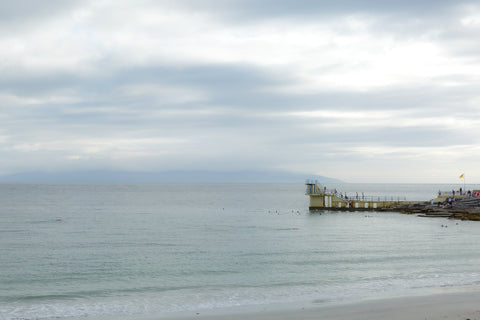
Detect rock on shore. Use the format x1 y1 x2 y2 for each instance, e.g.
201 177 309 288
394 198 480 221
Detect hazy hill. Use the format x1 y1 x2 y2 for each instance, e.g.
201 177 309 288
0 170 341 184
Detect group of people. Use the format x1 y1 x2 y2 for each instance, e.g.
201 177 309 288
467 190 480 198
445 197 455 207
438 188 480 198
323 186 366 201
337 191 365 200
436 188 480 208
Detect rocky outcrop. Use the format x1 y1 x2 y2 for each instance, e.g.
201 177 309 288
393 198 480 221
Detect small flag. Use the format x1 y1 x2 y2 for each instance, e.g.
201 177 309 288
459 173 464 179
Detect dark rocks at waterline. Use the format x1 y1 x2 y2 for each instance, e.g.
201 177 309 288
394 198 480 221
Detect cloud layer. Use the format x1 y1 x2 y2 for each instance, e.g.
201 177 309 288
2 0 480 182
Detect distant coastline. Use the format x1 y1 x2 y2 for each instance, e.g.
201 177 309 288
0 170 342 184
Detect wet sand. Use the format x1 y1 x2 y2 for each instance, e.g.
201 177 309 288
161 288 480 320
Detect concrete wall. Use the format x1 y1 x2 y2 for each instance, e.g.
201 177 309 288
309 194 404 210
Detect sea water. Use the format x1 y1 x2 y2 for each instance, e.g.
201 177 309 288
1 183 480 320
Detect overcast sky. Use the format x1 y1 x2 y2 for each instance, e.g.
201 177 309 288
2 0 480 183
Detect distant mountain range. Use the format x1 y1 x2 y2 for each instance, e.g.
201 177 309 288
0 170 342 184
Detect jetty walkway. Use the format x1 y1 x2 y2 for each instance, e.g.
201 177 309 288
305 181 480 221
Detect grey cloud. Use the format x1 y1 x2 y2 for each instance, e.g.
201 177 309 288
163 0 472 51
283 122 465 149
0 0 83 31
1 63 291 113
165 0 461 19
0 0 476 181
108 65 479 115
3 61 480 130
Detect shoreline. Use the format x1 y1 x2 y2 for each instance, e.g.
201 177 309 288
152 285 480 320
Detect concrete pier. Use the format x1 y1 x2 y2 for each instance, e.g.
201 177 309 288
305 181 420 211
305 181 480 221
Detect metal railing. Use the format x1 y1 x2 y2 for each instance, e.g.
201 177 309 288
305 189 407 201
437 190 470 196
338 195 407 202
304 181 407 201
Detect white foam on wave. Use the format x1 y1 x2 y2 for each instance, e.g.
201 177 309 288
3 272 480 320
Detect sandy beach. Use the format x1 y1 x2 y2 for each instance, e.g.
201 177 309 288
161 287 480 320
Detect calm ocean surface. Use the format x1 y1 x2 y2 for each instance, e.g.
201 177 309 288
2 183 480 320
